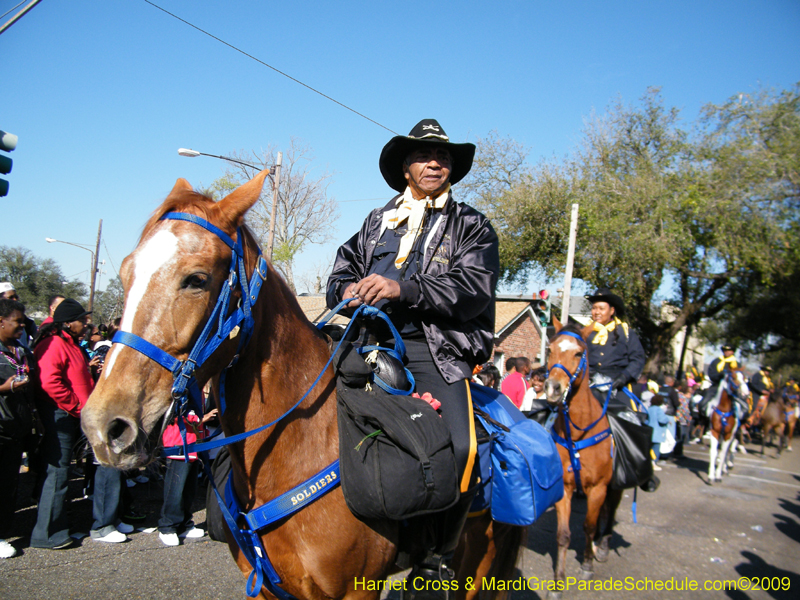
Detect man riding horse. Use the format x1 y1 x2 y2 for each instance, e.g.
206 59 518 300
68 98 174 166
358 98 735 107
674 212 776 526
749 364 774 424
326 119 499 587
699 345 745 419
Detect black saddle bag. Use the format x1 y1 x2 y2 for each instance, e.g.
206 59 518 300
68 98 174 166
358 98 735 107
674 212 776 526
607 411 654 490
335 341 459 521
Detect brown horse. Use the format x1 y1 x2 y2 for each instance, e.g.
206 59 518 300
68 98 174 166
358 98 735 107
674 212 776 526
707 368 749 482
759 391 787 457
81 173 521 600
785 396 798 451
543 322 622 599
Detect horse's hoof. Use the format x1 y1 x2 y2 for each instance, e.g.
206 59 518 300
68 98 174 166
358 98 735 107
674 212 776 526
595 543 610 563
579 567 593 581
546 592 563 600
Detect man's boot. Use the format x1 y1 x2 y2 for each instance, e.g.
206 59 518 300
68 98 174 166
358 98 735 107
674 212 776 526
405 488 477 598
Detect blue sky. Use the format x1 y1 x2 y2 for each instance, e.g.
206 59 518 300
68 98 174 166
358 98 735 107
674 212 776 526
2 0 799 295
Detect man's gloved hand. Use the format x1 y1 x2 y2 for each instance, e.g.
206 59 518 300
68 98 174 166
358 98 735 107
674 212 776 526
612 374 629 391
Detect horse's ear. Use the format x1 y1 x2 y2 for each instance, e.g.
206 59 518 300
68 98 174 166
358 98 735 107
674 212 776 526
169 178 194 197
580 323 594 340
553 315 563 334
216 169 271 230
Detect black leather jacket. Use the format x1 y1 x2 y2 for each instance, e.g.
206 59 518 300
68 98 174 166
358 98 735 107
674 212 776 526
327 193 499 383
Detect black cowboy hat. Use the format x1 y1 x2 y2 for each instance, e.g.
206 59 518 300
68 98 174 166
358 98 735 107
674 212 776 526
585 287 625 318
721 344 735 352
379 118 476 192
53 298 91 323
761 365 773 372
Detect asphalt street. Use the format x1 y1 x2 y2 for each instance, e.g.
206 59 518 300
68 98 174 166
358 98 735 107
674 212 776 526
1 435 798 600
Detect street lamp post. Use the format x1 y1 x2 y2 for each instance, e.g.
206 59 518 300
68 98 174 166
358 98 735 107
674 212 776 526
46 219 103 315
178 148 280 261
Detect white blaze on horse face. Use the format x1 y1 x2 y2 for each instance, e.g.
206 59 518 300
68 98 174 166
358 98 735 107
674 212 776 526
104 229 180 378
558 337 580 353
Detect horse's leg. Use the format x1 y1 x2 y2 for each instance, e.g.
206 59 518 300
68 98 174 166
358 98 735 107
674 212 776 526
593 487 622 563
718 430 734 477
708 433 719 483
727 437 738 469
452 515 524 600
548 492 572 600
579 484 606 580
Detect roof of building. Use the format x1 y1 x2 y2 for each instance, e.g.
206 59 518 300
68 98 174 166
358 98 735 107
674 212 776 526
295 294 350 325
296 293 589 334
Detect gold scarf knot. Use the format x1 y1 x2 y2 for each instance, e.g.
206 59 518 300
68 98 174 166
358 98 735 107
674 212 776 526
386 185 450 269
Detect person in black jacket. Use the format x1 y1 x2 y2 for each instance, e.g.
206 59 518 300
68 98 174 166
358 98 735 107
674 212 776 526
327 118 499 584
585 288 647 413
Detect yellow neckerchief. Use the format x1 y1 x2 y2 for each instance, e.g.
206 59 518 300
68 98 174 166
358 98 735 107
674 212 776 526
716 355 738 372
386 185 450 269
590 317 629 345
760 370 774 390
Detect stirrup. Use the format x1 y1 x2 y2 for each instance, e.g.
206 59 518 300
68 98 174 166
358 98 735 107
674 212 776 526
401 557 455 600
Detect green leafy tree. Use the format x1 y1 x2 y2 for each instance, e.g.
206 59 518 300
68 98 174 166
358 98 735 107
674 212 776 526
0 246 87 320
92 276 124 326
463 84 800 373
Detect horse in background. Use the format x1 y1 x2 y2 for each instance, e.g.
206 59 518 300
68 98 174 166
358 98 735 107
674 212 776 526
80 173 522 600
759 391 787 457
544 321 622 599
708 368 749 482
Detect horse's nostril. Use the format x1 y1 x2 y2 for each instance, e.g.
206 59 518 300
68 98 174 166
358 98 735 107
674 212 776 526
107 418 137 455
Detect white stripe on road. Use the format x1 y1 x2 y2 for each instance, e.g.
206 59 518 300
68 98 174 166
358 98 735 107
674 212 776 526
682 449 800 476
727 473 800 489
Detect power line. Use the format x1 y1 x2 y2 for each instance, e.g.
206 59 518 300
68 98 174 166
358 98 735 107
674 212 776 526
142 1 399 136
103 240 120 278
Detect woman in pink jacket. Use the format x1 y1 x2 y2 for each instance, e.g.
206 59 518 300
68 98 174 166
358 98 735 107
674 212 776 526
30 299 127 548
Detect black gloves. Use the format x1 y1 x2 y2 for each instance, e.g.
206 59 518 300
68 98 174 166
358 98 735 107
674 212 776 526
612 374 629 391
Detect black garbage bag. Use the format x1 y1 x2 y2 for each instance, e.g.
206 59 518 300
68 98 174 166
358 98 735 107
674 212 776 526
607 412 654 490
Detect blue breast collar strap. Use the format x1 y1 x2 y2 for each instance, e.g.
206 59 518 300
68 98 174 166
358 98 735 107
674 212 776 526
203 458 340 599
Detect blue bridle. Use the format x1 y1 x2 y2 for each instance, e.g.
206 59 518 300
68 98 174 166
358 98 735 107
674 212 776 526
546 331 588 399
111 212 269 445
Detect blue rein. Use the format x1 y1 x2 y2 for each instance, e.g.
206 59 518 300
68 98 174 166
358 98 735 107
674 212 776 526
547 331 611 495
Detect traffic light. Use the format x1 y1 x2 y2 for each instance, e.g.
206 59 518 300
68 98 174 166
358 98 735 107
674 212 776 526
0 130 17 197
534 289 551 327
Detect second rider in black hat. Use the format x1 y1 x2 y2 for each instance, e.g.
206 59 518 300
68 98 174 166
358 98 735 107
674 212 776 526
585 287 647 413
327 119 499 583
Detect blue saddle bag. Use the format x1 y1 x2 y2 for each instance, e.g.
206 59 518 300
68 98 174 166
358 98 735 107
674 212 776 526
470 383 564 526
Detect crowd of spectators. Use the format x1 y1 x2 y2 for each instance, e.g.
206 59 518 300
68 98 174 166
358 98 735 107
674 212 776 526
0 282 215 559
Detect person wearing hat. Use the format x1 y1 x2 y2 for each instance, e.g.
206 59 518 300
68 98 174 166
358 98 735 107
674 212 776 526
327 118 499 582
782 377 799 451
697 344 739 420
30 299 130 548
584 287 646 413
750 365 774 400
0 283 37 348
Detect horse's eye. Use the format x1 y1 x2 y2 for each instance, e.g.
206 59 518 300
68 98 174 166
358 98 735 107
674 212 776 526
183 274 208 290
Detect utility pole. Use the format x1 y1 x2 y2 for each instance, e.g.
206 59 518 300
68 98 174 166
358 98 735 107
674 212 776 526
560 204 579 324
266 152 282 262
89 219 103 314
